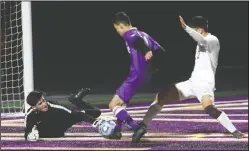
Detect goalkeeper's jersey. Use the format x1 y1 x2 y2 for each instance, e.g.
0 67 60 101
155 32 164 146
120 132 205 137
24 100 72 139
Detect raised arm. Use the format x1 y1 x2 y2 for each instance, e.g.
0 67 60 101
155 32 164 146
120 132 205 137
179 15 207 46
184 25 207 46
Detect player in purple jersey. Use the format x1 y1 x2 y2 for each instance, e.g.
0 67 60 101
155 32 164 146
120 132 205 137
106 11 166 139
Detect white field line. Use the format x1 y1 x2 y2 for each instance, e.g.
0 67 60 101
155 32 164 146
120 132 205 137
101 106 248 115
1 118 247 127
1 132 248 137
1 137 248 142
0 147 150 150
100 100 248 111
2 113 248 124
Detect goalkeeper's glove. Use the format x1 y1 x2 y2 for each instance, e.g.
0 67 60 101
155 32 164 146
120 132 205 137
27 125 39 141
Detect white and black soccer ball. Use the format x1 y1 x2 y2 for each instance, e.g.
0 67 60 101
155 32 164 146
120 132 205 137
98 119 116 137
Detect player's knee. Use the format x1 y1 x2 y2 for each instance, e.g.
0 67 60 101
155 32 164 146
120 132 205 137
201 95 214 108
109 95 124 111
108 102 114 110
204 105 222 119
88 109 101 118
108 100 119 110
157 84 179 106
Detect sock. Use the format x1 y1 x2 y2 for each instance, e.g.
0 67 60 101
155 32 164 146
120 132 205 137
217 112 237 133
113 106 136 130
126 116 137 130
83 109 101 118
71 110 96 124
116 118 123 129
143 101 163 125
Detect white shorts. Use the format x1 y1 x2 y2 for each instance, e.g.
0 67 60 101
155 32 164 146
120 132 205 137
175 80 215 102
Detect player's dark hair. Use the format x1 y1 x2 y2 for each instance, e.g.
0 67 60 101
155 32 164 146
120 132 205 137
189 16 208 32
26 91 43 106
112 11 131 25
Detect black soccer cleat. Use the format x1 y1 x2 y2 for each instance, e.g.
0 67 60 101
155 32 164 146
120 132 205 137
232 130 246 139
68 88 91 102
104 127 122 140
132 122 147 143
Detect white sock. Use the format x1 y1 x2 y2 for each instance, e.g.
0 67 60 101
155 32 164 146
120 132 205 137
217 112 237 133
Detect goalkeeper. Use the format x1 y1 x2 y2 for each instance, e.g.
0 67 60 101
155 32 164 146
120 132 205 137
24 88 102 141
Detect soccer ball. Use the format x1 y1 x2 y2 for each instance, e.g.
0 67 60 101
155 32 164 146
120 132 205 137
98 119 116 137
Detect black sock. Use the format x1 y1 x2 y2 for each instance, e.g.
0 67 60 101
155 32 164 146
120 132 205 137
71 110 96 124
84 109 101 118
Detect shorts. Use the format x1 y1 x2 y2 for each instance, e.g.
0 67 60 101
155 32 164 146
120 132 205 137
116 70 151 104
116 85 136 104
175 80 215 102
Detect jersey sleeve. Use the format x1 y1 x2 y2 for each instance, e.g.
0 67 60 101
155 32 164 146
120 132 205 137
184 25 219 53
207 36 220 53
184 25 207 47
133 37 150 54
24 109 38 140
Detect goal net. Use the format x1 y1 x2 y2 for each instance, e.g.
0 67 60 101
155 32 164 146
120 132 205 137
1 1 33 116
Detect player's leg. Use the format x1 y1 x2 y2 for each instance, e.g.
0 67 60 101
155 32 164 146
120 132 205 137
108 94 137 139
132 81 194 143
108 69 151 139
68 88 94 110
199 91 246 139
68 88 101 118
55 110 101 136
83 109 101 118
68 88 91 103
142 85 180 125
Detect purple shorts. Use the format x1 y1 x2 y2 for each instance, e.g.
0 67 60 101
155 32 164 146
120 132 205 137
116 70 151 104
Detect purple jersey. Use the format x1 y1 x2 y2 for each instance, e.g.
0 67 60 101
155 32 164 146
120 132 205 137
124 28 161 52
123 28 161 75
116 28 162 103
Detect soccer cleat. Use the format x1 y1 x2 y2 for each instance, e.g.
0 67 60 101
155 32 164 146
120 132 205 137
232 130 246 139
68 88 91 101
68 88 92 109
104 127 122 139
131 122 147 143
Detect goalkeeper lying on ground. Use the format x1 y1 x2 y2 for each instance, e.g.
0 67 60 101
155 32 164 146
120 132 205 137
24 88 102 141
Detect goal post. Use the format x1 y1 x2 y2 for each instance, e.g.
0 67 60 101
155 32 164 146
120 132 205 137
0 1 34 116
21 1 34 114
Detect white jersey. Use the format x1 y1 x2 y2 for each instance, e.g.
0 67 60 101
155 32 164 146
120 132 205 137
184 25 220 85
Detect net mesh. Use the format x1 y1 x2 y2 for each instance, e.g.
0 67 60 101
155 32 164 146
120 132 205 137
1 1 25 114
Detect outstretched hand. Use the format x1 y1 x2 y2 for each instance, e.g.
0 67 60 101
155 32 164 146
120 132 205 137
145 51 153 61
179 15 186 29
27 125 39 141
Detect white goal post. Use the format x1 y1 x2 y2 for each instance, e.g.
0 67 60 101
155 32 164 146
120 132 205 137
1 1 34 116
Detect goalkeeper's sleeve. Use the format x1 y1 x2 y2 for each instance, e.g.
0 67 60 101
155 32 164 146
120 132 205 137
24 110 38 140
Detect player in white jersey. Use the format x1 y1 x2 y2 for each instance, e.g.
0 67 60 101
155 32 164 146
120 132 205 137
132 15 246 143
